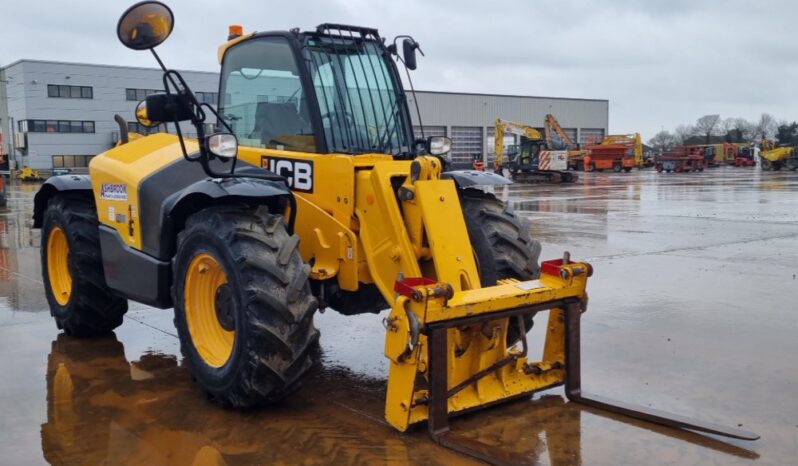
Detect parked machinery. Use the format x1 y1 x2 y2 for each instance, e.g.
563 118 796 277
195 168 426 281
759 139 798 171
0 175 6 208
703 143 738 166
734 146 756 167
583 133 642 172
32 3 757 463
17 166 42 182
493 118 577 182
543 114 591 171
695 145 718 167
655 146 706 173
0 143 7 208
470 154 486 171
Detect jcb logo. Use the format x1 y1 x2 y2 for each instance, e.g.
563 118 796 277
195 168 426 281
261 156 314 193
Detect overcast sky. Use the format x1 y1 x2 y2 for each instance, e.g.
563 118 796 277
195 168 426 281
1 0 796 138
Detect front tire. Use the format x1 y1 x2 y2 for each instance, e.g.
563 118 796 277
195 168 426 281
41 196 127 336
460 189 541 345
173 206 319 407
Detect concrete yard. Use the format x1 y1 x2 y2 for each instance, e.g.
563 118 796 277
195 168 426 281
1 167 796 465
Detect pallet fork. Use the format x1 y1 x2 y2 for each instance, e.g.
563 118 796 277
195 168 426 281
383 254 758 465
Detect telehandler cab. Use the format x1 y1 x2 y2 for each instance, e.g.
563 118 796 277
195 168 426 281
34 2 757 462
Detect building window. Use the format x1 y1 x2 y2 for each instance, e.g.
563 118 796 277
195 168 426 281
196 91 218 105
127 121 163 135
125 88 161 101
47 84 92 99
20 119 96 134
52 155 94 168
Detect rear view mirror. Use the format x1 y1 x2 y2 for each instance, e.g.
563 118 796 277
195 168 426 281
403 38 418 70
117 1 175 50
135 100 158 128
138 93 194 125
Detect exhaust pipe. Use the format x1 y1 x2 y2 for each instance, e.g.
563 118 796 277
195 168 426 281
114 114 129 145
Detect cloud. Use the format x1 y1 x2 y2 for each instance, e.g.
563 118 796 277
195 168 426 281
1 0 796 137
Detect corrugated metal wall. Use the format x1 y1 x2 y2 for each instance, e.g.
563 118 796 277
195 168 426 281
408 91 608 162
409 91 608 130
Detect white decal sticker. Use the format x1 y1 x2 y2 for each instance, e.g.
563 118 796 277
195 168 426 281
516 280 544 291
108 206 115 222
100 183 128 201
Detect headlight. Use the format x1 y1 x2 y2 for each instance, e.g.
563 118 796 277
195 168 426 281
207 133 238 159
427 136 452 157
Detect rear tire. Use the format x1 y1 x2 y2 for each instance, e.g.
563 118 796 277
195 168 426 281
613 163 622 172
760 159 772 170
173 206 319 407
459 189 541 345
41 196 127 337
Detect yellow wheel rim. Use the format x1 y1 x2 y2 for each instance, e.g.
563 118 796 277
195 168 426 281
184 253 235 368
47 226 72 306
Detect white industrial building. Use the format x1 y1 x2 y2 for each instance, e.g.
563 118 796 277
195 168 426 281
1 59 608 172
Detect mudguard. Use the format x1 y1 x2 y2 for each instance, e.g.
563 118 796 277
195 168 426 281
151 175 291 259
33 175 93 228
442 169 512 187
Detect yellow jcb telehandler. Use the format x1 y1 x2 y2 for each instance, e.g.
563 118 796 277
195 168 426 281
33 2 757 463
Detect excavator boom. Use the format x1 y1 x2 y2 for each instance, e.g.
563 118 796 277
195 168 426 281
493 118 577 183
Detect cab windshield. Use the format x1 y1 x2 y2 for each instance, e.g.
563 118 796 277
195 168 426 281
304 36 413 155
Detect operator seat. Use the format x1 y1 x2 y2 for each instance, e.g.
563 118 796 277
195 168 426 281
250 102 308 146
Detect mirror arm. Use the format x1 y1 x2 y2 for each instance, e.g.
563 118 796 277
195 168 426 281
391 35 424 56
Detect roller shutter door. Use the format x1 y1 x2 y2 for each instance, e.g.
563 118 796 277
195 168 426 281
580 128 605 145
450 126 483 168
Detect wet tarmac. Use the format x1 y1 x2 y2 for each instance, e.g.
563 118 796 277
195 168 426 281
1 167 796 465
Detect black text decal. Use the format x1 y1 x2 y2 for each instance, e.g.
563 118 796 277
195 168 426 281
261 156 314 193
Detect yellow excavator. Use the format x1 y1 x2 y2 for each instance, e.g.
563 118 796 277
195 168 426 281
493 118 577 183
543 114 590 171
32 3 756 464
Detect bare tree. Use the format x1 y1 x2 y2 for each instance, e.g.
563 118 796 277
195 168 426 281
754 113 777 140
724 117 755 142
694 114 721 144
674 124 694 145
647 131 676 152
